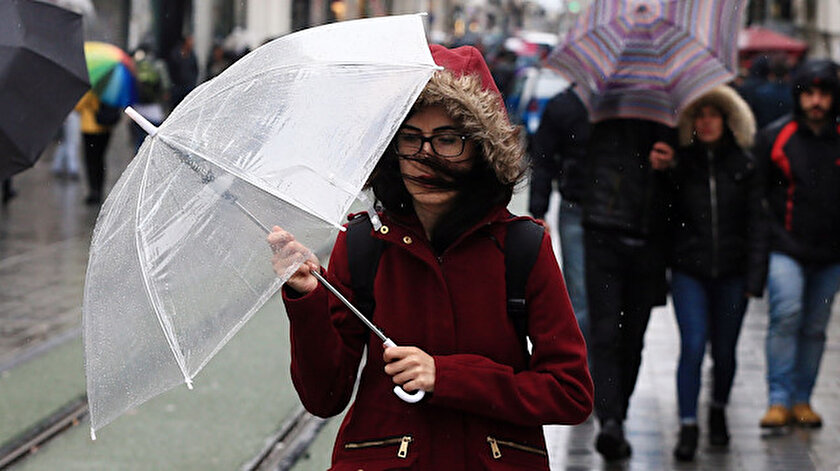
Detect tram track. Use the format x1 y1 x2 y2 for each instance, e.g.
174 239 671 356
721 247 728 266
0 395 88 469
0 397 324 471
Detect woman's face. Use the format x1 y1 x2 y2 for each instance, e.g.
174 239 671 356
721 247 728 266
693 105 725 144
396 105 475 213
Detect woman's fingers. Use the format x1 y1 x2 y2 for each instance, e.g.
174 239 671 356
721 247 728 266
383 346 435 393
266 226 320 293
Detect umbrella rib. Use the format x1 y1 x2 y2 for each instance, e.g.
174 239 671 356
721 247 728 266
156 135 346 232
132 144 195 389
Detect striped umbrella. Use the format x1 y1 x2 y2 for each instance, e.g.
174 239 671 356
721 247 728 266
548 0 746 127
84 41 136 107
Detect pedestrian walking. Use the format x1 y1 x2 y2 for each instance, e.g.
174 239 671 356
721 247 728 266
167 35 198 109
267 45 592 469
750 55 794 129
667 85 767 461
75 90 115 205
529 86 591 345
756 59 840 430
130 44 170 153
582 117 676 461
51 111 81 179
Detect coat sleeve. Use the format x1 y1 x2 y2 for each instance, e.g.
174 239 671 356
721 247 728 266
282 230 368 418
428 231 594 426
527 95 563 220
745 150 769 296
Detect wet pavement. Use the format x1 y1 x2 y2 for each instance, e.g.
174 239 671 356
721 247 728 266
2 123 840 469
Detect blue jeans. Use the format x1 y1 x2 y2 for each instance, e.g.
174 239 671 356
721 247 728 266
766 252 840 406
558 199 588 345
671 271 748 420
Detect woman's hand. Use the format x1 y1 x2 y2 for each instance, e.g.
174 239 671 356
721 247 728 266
383 346 436 393
649 141 675 170
267 226 320 294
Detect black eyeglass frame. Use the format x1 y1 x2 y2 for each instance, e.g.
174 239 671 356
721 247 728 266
393 133 468 158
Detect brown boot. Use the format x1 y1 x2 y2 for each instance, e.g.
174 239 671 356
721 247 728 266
760 405 791 428
791 403 823 428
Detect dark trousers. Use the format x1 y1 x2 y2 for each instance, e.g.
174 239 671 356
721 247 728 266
585 229 665 423
83 132 112 197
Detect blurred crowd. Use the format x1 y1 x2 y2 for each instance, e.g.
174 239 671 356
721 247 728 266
475 35 840 463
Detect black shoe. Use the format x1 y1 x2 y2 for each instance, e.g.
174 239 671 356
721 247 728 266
709 406 730 446
673 424 698 462
596 420 632 461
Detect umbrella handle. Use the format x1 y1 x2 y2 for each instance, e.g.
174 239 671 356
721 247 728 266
383 339 427 403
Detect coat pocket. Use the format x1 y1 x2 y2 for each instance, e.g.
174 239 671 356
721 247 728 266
332 435 418 470
480 436 549 470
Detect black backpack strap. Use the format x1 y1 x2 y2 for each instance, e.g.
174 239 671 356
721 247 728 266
346 214 384 320
505 219 545 358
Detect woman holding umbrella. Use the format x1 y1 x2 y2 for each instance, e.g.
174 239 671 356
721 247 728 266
268 45 592 468
667 85 767 461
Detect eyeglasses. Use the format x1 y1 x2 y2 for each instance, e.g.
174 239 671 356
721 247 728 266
394 133 467 158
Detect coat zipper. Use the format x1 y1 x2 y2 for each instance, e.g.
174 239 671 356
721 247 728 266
486 436 547 459
344 435 413 458
707 149 720 277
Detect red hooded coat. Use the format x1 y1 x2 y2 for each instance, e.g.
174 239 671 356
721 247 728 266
282 46 592 470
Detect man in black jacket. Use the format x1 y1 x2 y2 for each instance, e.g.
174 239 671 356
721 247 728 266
583 117 676 460
756 59 840 430
528 87 591 347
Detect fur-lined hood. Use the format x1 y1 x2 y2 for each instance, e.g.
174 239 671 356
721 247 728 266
677 85 756 149
414 46 524 185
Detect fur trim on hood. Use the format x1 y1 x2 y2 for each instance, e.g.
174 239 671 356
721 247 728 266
677 85 756 149
416 46 524 185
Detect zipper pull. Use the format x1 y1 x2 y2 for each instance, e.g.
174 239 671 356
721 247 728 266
397 436 412 458
487 436 502 459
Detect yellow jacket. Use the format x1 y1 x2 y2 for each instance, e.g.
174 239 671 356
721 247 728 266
75 91 111 134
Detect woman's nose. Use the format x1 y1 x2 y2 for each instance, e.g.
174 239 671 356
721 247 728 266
420 140 435 155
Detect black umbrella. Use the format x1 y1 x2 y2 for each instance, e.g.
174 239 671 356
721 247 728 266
0 0 89 181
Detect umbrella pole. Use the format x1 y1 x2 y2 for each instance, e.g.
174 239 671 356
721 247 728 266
309 270 425 403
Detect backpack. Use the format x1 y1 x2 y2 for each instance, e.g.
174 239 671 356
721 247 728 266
346 213 544 358
135 58 163 103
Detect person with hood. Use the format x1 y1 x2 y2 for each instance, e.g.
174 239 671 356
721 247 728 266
667 86 767 461
756 59 840 430
266 45 593 469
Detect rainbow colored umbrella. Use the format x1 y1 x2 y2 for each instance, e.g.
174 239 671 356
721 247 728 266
547 0 746 127
84 41 137 107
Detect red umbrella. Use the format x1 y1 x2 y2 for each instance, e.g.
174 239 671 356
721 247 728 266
738 26 808 54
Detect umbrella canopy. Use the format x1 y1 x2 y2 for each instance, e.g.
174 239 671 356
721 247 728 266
0 0 89 181
83 14 438 437
548 0 746 127
84 41 137 107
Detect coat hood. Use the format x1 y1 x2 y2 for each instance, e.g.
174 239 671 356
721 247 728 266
677 85 756 149
791 59 840 119
413 45 524 185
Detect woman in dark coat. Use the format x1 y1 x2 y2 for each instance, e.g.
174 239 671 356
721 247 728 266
668 85 767 461
266 45 592 469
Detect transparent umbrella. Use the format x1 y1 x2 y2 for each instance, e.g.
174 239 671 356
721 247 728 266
82 14 438 438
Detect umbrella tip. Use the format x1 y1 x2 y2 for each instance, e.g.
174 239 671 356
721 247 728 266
90 428 97 441
125 106 159 136
185 377 194 390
